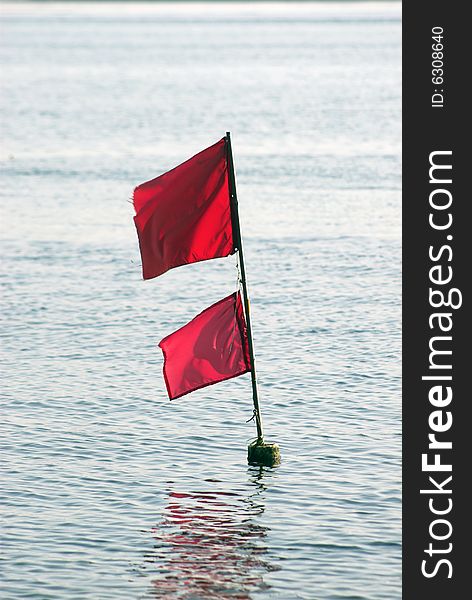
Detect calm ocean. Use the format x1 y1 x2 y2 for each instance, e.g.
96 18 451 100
1 2 401 598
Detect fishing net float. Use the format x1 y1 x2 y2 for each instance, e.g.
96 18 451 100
132 132 280 467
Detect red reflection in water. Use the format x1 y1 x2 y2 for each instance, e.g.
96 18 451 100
146 487 275 599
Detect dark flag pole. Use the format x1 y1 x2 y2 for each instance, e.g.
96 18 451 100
225 132 280 466
226 131 264 442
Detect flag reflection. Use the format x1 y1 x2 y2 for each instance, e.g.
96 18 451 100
146 468 278 599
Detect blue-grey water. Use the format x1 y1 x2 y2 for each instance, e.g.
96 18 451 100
0 2 401 598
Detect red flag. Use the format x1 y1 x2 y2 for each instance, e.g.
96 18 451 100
133 138 234 280
158 292 251 400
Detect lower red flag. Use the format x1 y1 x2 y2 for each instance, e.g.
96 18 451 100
158 292 251 400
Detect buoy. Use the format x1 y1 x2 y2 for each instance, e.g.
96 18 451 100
133 132 281 467
247 440 281 467
226 132 281 466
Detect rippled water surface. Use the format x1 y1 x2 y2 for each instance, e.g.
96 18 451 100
1 2 401 598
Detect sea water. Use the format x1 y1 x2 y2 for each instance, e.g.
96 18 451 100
0 3 401 598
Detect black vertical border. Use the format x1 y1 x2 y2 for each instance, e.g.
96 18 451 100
403 2 467 598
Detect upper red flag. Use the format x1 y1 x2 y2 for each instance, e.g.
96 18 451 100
158 292 251 400
133 138 234 280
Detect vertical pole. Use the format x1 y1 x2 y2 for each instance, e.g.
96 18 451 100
225 132 264 442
